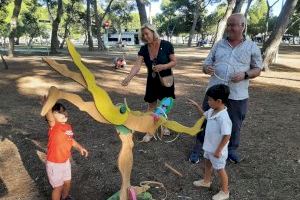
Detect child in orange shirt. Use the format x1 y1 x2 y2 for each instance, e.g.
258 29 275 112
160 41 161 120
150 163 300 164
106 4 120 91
43 98 88 200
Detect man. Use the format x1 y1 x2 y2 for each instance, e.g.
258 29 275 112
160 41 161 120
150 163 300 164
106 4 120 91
189 13 262 164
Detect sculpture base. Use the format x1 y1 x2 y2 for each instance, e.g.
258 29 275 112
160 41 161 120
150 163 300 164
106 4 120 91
107 191 153 200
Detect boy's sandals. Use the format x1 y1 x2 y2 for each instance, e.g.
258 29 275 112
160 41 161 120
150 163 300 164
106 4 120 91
161 126 171 136
62 195 74 200
141 127 171 143
193 179 211 188
189 151 200 164
127 184 151 200
212 190 230 200
141 134 154 142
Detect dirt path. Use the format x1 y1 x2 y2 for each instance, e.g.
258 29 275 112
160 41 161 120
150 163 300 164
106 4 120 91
0 45 299 199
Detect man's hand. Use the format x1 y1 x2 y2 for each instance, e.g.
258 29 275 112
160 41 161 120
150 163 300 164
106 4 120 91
204 65 215 76
231 72 246 83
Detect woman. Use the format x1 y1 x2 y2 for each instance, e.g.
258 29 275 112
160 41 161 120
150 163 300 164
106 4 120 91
121 23 177 142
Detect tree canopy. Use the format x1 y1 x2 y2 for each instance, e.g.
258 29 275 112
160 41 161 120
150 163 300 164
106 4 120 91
1 0 299 68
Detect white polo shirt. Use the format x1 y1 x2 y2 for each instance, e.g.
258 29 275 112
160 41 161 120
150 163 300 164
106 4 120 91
203 107 232 155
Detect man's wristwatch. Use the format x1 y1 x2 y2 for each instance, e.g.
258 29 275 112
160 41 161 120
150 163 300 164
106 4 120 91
244 72 249 79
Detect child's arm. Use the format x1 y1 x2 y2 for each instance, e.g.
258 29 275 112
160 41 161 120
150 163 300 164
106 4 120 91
42 95 55 127
73 139 89 157
187 98 204 116
214 135 231 158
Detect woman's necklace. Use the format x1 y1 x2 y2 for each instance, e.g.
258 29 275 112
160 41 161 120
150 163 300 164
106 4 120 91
148 40 160 60
149 40 160 78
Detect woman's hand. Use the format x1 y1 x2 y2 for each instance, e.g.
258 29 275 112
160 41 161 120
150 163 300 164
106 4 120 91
152 64 165 72
121 77 131 86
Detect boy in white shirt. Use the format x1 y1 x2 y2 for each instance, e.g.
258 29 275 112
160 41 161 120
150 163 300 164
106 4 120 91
189 84 232 200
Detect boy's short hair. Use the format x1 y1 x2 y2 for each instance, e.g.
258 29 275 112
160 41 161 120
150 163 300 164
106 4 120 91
52 103 66 113
206 84 230 104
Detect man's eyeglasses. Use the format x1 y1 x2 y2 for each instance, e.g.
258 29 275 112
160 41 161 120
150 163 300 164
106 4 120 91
226 23 243 28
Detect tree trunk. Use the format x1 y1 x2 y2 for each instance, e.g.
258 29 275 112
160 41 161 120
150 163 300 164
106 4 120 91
60 0 77 49
118 27 122 43
15 37 20 45
59 22 69 49
28 38 33 47
167 23 175 42
188 0 202 47
244 0 253 18
286 18 300 32
136 0 148 25
263 0 280 43
147 3 151 24
262 0 299 71
93 0 113 51
263 1 271 43
86 0 94 51
50 0 63 54
233 0 245 13
46 0 54 22
93 0 103 50
8 0 23 57
214 0 236 43
84 32 87 45
1 54 8 69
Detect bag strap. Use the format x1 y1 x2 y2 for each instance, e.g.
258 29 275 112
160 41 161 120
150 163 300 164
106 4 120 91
157 68 173 78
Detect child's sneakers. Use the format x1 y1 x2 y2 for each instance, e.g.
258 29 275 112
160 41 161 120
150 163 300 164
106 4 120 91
228 151 242 163
189 151 200 164
142 134 154 142
193 179 211 188
212 191 229 200
161 126 171 136
62 195 74 200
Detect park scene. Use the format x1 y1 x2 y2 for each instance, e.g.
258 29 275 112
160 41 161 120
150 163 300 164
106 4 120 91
0 0 299 200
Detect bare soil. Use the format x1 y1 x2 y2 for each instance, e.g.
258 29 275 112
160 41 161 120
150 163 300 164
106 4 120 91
0 44 299 200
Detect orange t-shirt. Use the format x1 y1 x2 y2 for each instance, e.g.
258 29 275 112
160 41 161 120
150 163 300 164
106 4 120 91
47 122 74 163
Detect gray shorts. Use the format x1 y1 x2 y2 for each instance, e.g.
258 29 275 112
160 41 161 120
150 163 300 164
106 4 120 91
46 160 71 188
204 151 227 170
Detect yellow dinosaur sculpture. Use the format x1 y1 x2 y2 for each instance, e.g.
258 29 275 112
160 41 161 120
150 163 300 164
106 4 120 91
41 40 205 200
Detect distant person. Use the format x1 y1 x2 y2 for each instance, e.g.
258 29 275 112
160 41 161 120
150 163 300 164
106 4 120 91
189 84 231 200
121 23 177 142
42 99 88 200
189 13 263 164
197 39 207 47
114 57 126 69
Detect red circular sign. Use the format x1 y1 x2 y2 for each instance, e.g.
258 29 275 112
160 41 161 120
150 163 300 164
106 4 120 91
104 21 109 28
